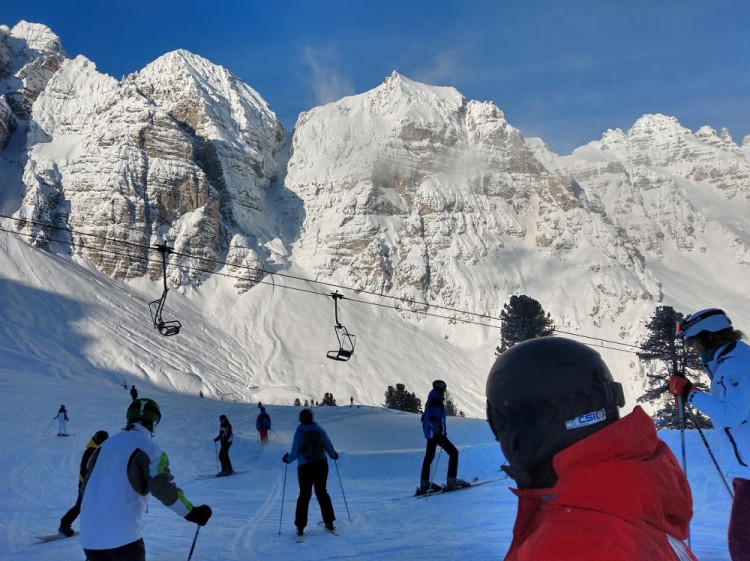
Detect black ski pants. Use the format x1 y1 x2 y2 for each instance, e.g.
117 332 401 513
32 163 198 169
60 488 82 528
420 434 458 482
218 440 233 473
84 538 145 561
295 458 335 530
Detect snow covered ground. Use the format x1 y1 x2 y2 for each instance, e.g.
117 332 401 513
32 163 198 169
0 366 734 560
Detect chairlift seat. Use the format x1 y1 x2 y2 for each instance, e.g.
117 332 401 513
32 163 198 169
327 326 355 361
158 320 181 337
327 349 353 362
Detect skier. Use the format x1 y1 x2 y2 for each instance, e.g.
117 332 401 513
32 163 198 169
213 414 234 475
487 337 697 560
418 380 469 494
282 408 339 538
79 398 211 560
130 385 138 401
54 404 69 436
256 407 271 443
670 308 750 561
59 430 109 537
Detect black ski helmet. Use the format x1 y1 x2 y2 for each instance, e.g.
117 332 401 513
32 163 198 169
486 337 625 489
93 430 109 445
432 380 447 393
299 408 314 424
126 398 162 428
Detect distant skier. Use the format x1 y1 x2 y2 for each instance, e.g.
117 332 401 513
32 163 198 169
59 430 109 537
487 337 697 560
256 407 271 443
129 385 138 401
54 404 69 436
282 408 339 538
214 414 234 475
79 398 211 560
350 396 354 408
418 380 468 494
122 380 128 390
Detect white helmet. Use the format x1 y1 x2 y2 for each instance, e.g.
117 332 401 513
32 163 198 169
677 308 732 339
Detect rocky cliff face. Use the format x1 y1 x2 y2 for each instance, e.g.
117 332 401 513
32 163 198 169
0 22 66 148
535 115 750 278
5 23 284 291
284 72 662 334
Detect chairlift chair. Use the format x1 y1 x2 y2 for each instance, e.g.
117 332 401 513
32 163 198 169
326 291 355 361
148 243 182 337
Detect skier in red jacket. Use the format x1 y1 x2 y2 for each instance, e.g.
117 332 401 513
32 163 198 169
486 337 697 561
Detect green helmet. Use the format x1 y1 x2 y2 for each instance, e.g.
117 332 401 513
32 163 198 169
126 398 161 427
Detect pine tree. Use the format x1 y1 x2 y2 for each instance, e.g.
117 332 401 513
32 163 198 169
497 295 555 353
637 305 710 429
321 392 337 406
444 391 463 417
384 383 422 413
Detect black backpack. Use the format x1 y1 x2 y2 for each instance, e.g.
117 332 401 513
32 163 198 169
299 427 323 460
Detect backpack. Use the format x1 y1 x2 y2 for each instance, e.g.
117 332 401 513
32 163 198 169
299 428 324 460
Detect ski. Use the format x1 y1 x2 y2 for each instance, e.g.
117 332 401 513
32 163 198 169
36 531 79 542
195 469 250 480
317 521 340 536
296 521 339 542
414 475 508 498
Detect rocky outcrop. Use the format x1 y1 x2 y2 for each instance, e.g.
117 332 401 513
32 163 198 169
12 42 285 291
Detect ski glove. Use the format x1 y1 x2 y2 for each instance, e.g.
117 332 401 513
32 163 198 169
668 374 694 401
282 453 290 464
332 453 339 460
185 504 212 526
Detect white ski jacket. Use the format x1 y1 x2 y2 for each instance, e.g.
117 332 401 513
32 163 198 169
79 423 193 550
690 340 750 480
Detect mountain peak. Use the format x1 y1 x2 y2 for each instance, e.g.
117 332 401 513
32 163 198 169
4 21 65 58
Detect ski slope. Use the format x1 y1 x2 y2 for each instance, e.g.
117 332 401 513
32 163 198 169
0 366 734 560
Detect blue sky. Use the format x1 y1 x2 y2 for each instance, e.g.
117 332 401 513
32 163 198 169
2 1 749 154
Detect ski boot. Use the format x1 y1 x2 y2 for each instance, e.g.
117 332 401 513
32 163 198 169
445 477 471 491
417 479 443 495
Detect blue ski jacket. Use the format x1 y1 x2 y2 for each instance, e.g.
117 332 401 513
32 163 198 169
285 423 338 466
423 389 446 438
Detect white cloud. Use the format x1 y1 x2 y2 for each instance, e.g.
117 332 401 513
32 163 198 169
302 45 355 106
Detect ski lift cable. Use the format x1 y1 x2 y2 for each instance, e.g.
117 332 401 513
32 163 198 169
0 216 643 349
1 214 503 323
0 222 498 328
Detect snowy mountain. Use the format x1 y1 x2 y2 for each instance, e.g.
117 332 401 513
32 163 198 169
3 20 750 417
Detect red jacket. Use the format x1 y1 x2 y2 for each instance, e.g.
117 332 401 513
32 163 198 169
504 406 697 561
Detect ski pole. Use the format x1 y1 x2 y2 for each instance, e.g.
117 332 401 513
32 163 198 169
685 407 734 498
425 445 443 501
278 462 288 535
677 395 691 549
333 459 351 522
44 418 55 434
187 525 200 561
